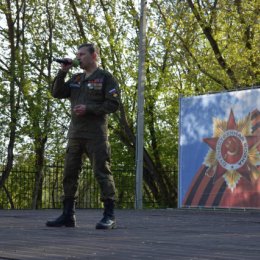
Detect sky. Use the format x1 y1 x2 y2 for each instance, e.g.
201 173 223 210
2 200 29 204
178 87 260 205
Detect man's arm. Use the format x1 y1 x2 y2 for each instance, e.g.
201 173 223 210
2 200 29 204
51 70 71 98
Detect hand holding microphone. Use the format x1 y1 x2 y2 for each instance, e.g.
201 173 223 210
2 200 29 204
53 58 80 71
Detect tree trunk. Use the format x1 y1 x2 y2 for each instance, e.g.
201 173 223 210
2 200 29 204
32 140 47 209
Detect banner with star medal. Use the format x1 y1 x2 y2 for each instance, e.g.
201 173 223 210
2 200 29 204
179 87 260 209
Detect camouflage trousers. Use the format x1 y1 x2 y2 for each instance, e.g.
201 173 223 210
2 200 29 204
63 138 116 201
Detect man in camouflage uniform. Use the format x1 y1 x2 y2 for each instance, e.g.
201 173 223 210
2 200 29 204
46 43 120 229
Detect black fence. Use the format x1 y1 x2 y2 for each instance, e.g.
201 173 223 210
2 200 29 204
0 159 163 209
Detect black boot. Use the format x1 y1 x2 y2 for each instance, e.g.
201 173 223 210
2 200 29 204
96 199 116 229
46 198 76 227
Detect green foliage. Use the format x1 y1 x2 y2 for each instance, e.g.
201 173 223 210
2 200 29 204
0 0 259 208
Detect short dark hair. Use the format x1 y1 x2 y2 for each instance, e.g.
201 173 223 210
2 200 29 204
78 43 96 54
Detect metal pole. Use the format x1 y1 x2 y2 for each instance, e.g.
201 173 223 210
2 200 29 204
135 0 147 210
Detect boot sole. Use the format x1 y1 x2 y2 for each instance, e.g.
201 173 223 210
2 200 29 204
95 223 116 230
46 222 76 227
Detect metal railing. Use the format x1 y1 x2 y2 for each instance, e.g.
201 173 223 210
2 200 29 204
0 153 176 209
0 161 138 209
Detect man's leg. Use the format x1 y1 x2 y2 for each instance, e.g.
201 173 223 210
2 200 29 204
46 139 83 227
86 138 117 229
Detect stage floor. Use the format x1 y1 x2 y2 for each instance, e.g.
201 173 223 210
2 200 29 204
0 208 259 259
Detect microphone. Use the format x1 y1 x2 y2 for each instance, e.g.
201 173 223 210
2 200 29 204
53 58 80 67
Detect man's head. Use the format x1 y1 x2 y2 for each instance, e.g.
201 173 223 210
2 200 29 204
76 43 98 70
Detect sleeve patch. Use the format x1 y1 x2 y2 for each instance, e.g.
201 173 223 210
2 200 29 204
109 88 118 97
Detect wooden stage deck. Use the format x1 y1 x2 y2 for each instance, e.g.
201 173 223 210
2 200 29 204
0 208 259 260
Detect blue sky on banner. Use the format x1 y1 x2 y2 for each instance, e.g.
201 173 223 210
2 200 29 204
178 87 260 204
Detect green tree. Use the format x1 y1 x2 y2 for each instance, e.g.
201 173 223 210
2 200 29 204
0 0 259 208
0 0 25 207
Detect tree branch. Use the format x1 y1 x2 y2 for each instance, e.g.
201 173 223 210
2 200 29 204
187 0 238 87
